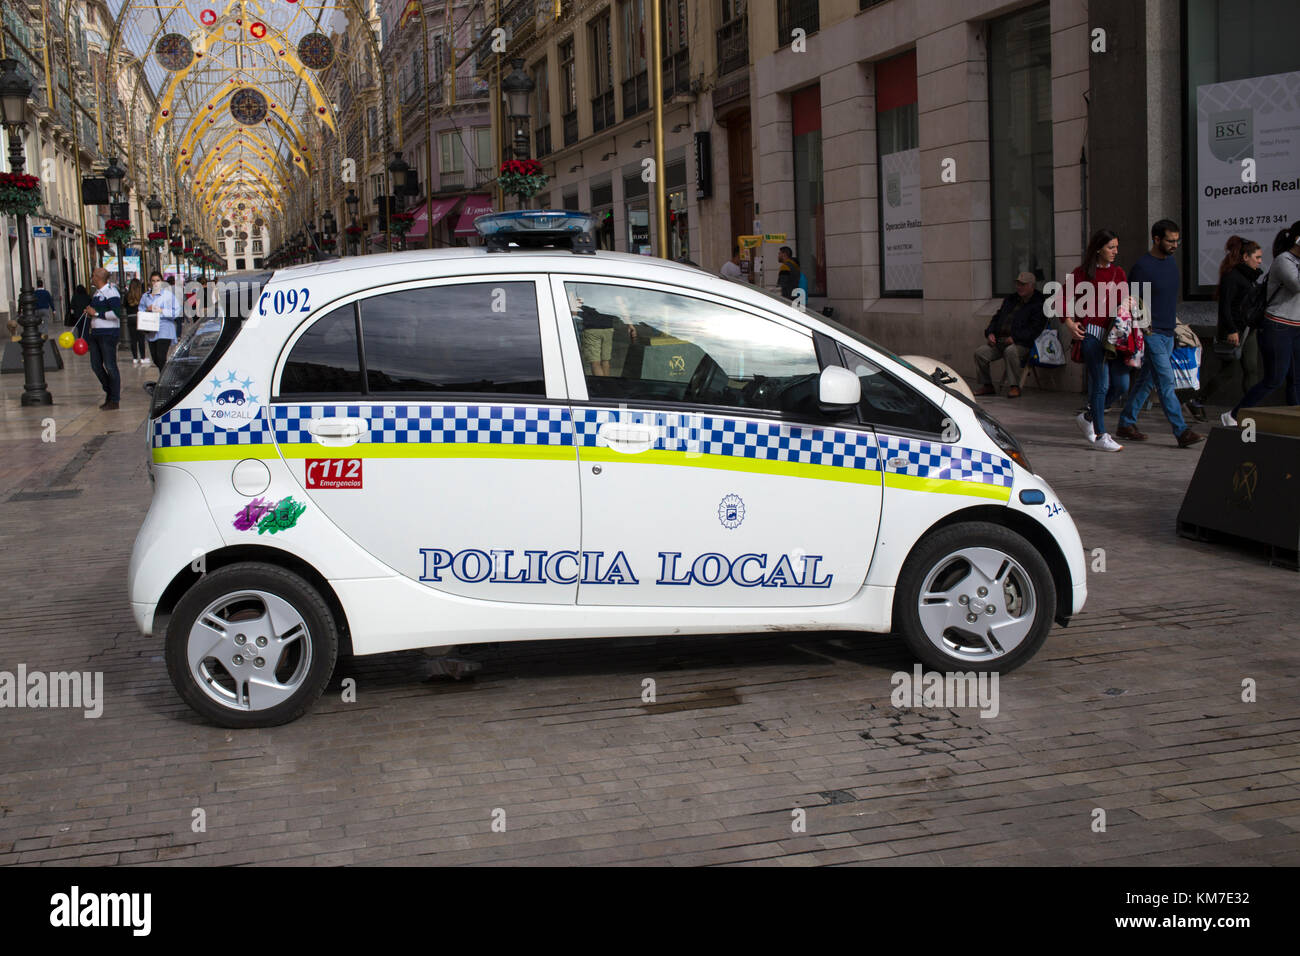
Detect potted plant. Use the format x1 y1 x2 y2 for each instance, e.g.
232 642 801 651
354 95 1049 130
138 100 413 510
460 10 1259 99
0 171 41 217
496 159 547 208
105 218 134 247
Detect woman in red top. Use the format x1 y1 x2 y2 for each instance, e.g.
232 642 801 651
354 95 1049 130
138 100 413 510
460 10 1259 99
1064 229 1130 451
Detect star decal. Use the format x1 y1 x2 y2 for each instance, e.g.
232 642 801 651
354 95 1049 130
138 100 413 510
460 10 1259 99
227 371 239 383
203 391 216 403
209 376 223 390
240 376 254 390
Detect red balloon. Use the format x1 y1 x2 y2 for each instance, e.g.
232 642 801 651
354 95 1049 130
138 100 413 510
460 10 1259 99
72 338 89 355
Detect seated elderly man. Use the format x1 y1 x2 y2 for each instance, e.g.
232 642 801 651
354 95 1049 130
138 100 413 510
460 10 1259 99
974 271 1048 398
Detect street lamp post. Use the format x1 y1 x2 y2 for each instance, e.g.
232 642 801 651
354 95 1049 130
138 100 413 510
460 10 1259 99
146 193 163 274
502 58 535 163
387 152 410 251
103 156 128 301
321 210 336 258
345 189 359 256
168 212 181 278
0 57 52 406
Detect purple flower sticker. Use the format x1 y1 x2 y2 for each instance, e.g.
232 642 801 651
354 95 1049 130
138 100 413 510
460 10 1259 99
233 496 272 532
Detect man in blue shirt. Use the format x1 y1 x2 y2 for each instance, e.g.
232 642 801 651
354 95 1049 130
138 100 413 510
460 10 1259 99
1116 219 1204 448
33 278 54 335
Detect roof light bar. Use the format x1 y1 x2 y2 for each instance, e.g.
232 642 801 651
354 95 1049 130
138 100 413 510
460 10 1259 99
475 210 598 254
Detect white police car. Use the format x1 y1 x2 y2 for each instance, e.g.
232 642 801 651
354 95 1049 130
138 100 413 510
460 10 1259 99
129 210 1086 727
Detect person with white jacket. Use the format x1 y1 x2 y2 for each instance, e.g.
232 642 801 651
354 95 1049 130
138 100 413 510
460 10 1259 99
139 271 181 373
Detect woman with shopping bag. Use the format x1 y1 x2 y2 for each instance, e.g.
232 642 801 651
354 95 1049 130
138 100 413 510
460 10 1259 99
138 271 181 374
1062 229 1131 452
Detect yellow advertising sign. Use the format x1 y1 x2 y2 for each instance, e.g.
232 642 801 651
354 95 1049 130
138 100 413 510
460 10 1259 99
737 235 761 250
763 233 787 244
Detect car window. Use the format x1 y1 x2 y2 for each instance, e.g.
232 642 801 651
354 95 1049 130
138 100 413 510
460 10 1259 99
360 281 544 395
839 344 948 435
564 282 821 413
279 304 363 395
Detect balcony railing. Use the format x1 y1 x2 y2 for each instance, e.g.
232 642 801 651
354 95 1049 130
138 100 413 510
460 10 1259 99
717 15 749 75
563 109 578 147
621 71 649 120
440 170 465 190
662 48 690 100
535 123 552 158
591 89 615 132
778 0 819 39
474 166 495 187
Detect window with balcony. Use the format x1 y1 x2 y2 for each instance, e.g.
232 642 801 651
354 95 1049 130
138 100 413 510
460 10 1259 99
560 39 578 146
778 0 819 41
662 0 690 100
533 60 551 158
621 0 649 119
441 131 466 190
474 127 494 185
590 13 616 132
717 1 748 76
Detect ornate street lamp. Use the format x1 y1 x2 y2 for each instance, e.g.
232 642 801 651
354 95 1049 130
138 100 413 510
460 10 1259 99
0 57 51 405
344 188 359 256
387 153 412 250
502 58 536 161
103 156 129 307
167 213 182 277
146 193 163 273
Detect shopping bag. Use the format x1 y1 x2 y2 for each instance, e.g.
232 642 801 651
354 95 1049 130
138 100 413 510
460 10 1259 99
135 311 160 333
1170 344 1202 391
1030 327 1066 367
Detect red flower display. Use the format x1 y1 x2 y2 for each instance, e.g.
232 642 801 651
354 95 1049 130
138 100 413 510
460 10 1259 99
496 159 548 204
0 172 43 217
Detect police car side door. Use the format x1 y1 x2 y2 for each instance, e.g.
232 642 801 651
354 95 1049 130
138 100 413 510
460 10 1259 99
270 274 581 603
550 276 883 607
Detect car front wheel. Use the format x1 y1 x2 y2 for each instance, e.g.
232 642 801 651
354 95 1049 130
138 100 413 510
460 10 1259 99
164 562 338 727
893 521 1056 673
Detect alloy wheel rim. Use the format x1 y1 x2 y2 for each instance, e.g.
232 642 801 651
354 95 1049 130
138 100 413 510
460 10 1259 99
187 589 312 711
915 546 1036 664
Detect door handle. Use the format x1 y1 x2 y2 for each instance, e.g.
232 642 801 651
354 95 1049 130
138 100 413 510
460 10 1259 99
308 418 365 447
596 421 658 454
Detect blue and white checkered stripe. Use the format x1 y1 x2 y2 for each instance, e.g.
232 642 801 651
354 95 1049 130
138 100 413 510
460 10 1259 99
574 408 879 470
153 407 274 447
268 404 574 446
876 434 1014 487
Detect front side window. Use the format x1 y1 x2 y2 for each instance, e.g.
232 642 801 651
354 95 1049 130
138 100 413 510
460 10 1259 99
838 344 947 436
361 281 544 395
564 282 821 414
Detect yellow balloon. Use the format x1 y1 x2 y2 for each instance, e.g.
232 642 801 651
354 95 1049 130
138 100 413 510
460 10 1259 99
58 331 75 349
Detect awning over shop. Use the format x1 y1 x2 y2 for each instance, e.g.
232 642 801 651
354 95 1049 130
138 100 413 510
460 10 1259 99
407 196 462 241
453 194 495 236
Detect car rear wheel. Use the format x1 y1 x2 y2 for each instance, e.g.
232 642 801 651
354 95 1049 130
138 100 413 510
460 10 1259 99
164 562 337 727
893 522 1055 673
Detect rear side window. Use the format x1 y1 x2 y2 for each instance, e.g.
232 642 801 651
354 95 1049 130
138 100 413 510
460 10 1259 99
279 305 362 395
360 281 544 395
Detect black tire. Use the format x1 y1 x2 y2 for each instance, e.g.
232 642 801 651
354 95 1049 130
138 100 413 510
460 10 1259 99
164 562 338 728
893 521 1056 674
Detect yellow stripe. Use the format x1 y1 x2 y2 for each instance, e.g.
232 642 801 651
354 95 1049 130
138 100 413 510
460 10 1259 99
153 445 279 463
579 445 881 485
152 441 1010 499
883 472 1012 500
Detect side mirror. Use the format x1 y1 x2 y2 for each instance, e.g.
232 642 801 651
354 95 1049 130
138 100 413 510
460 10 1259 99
818 365 860 410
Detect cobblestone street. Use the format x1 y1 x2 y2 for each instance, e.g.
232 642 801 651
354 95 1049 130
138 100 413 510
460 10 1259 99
1 360 1297 866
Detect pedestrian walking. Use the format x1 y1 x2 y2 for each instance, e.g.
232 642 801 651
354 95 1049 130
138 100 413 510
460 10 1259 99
123 277 147 366
1114 219 1204 447
66 284 90 327
1227 221 1300 424
1197 235 1263 409
33 278 54 336
1063 229 1131 451
139 270 181 374
79 267 122 410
